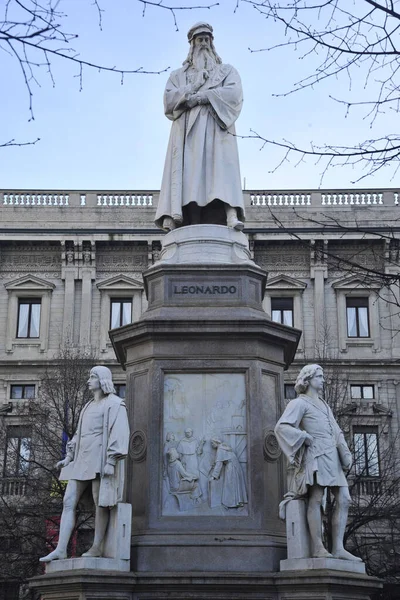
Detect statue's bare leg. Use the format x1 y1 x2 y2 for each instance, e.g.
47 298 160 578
331 487 362 561
307 484 332 558
225 205 244 231
40 480 89 562
81 477 110 557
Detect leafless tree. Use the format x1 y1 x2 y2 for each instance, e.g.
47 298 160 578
0 0 177 149
0 345 97 598
239 0 400 182
310 337 400 592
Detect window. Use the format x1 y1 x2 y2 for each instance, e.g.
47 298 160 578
346 297 370 338
10 384 36 400
4 426 31 477
114 384 126 399
353 427 380 477
350 385 374 400
284 384 296 400
110 299 132 329
17 298 41 338
271 297 294 326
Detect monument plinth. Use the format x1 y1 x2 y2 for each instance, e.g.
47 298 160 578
108 226 300 575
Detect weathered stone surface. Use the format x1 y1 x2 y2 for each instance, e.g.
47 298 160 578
280 556 366 573
158 225 254 265
30 569 381 599
44 556 130 573
103 503 132 560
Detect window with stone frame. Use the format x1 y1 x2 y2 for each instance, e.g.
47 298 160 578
10 384 36 400
284 384 296 400
114 383 126 399
17 298 41 338
353 426 380 478
346 297 370 338
271 297 294 327
3 426 31 477
110 298 133 329
350 385 374 400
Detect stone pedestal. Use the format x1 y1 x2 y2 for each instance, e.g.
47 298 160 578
30 569 382 599
42 503 132 576
285 498 311 559
109 225 301 574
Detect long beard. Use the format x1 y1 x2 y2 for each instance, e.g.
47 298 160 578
192 47 216 71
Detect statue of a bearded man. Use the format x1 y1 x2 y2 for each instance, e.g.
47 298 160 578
155 22 245 232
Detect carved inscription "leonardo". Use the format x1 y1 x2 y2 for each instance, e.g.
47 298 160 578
173 284 237 295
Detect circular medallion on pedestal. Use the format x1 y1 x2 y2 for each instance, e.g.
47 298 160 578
129 430 147 462
263 430 281 462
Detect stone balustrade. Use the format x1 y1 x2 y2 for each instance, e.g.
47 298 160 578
1 190 156 208
1 188 399 209
248 189 398 207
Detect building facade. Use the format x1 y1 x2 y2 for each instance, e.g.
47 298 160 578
0 188 399 596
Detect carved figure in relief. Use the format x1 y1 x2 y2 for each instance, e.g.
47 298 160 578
166 448 201 501
163 432 177 478
155 22 245 232
177 429 205 475
274 364 362 561
40 366 130 562
209 438 248 509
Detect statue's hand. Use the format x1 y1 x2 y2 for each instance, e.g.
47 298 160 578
103 463 115 477
56 456 71 470
192 69 209 92
186 95 198 109
304 433 313 447
342 457 352 472
194 93 209 105
186 93 209 108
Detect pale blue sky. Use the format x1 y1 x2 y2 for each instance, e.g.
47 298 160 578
0 0 396 191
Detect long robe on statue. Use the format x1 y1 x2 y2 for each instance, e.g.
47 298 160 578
274 395 351 492
211 443 248 508
155 63 244 228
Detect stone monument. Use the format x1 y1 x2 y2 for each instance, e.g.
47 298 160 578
275 364 366 574
39 366 131 572
31 23 381 600
155 21 245 232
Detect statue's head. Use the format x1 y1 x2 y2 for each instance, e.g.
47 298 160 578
166 432 175 442
185 428 193 438
88 366 116 395
294 364 324 395
211 437 222 449
184 22 222 68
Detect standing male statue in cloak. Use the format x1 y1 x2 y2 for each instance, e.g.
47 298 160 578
155 22 245 232
40 366 130 562
275 364 361 561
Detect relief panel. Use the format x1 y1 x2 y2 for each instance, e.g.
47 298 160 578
162 372 248 516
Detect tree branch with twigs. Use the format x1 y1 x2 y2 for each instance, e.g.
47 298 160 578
237 0 400 181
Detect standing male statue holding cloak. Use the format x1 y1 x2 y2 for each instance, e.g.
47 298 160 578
40 366 130 562
275 364 361 562
155 22 245 232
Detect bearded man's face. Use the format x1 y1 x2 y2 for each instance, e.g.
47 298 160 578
192 33 215 70
194 34 212 50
